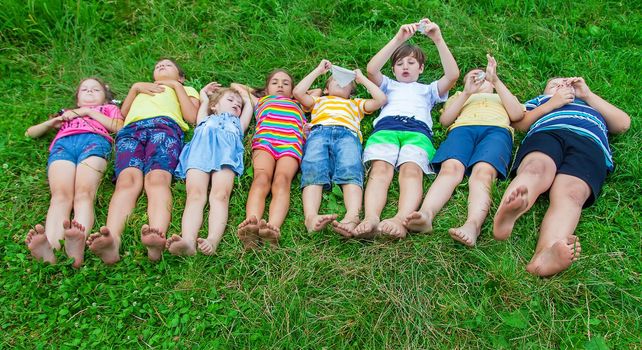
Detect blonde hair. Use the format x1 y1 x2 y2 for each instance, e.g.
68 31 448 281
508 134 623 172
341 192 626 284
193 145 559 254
207 88 242 114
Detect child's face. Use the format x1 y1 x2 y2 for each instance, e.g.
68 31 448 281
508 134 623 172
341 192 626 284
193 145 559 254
544 78 574 95
392 55 424 83
324 77 353 99
153 59 183 82
215 92 243 116
266 71 293 96
77 79 106 107
465 69 494 93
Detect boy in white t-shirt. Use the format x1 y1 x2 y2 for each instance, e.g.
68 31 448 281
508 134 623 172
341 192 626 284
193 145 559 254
355 18 459 239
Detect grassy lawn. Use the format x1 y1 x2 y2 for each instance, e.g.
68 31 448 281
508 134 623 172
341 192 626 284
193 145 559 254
1 0 640 348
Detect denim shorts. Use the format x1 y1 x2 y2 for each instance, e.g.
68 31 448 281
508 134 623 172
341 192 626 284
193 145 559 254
48 133 112 168
432 125 513 180
300 125 364 189
114 116 184 178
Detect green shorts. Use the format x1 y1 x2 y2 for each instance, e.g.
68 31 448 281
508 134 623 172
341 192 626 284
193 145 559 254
362 129 436 174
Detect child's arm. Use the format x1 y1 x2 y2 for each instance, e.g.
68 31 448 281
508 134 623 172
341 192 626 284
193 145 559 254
366 23 418 86
231 83 259 106
439 74 482 127
484 54 524 122
355 69 387 113
420 19 459 96
293 59 331 110
74 107 124 132
156 80 200 124
25 116 63 138
234 85 254 133
512 88 575 131
196 82 220 125
120 82 165 118
570 77 630 134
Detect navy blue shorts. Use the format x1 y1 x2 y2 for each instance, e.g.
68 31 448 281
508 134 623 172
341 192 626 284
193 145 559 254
511 129 607 208
48 133 112 169
300 125 364 190
432 126 513 179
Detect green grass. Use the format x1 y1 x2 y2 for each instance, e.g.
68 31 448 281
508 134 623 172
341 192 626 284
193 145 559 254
1 0 641 348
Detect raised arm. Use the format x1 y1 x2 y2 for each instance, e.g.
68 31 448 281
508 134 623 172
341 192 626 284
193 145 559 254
484 54 524 122
293 59 331 110
156 80 200 124
513 88 575 131
231 82 259 106
571 77 630 134
367 23 417 86
234 86 254 133
420 19 459 96
25 116 63 138
439 74 483 127
196 82 221 125
354 69 387 113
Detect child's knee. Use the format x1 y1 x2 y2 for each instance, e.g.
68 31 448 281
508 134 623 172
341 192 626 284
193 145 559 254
554 180 590 207
520 157 554 178
271 173 292 193
51 189 74 205
252 172 273 190
73 186 96 203
209 186 232 203
369 161 394 179
470 162 497 182
399 163 423 180
144 171 171 190
440 160 466 181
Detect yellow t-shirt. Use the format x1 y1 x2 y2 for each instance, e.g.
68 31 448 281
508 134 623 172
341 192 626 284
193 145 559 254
444 91 519 136
124 85 199 131
309 96 369 142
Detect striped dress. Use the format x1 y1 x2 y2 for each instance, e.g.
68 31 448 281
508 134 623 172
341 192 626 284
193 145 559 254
252 95 306 161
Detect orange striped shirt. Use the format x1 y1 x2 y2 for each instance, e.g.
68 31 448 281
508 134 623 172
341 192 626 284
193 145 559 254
309 96 369 141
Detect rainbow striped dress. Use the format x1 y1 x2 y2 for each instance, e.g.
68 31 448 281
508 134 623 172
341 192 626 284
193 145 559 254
251 95 306 161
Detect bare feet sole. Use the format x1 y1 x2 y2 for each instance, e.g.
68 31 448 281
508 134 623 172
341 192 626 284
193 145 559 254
166 234 196 256
526 235 581 277
237 215 260 250
258 220 280 246
197 238 218 256
331 220 358 238
305 214 338 232
378 218 408 239
25 224 56 264
493 186 529 240
86 226 120 265
403 211 433 233
353 217 380 239
448 222 480 247
63 219 87 268
141 224 166 262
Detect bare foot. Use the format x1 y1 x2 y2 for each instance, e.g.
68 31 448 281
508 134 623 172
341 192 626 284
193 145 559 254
87 226 120 265
526 235 581 277
197 237 219 256
353 217 380 239
25 224 56 264
304 214 338 232
237 216 260 250
403 211 434 233
448 222 480 247
331 219 359 238
493 186 529 240
378 217 408 239
141 225 166 261
258 219 280 246
63 220 86 268
166 234 196 256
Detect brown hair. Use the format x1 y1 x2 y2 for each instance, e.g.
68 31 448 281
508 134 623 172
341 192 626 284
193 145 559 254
75 77 114 107
325 76 357 95
154 58 186 81
254 69 295 98
207 88 243 114
390 44 426 67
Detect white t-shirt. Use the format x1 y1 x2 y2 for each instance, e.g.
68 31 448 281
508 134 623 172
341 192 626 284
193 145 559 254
374 75 448 130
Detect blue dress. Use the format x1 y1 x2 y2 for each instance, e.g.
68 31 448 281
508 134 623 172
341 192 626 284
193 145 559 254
175 112 244 178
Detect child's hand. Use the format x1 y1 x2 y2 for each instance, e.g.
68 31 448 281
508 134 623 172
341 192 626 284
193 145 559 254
47 116 64 128
569 77 591 99
419 19 443 42
60 109 82 121
463 72 484 95
201 82 222 99
303 122 312 138
135 82 165 95
395 23 418 42
354 69 367 84
232 83 252 101
316 59 332 74
155 80 181 89
549 87 575 108
485 54 499 83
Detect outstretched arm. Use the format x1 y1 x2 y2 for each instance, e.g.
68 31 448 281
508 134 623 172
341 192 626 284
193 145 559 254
571 77 630 134
366 23 417 86
25 116 63 138
293 59 331 110
420 19 459 96
484 54 524 122
354 69 387 113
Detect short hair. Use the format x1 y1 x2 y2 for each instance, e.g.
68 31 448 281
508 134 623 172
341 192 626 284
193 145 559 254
390 43 426 67
75 77 114 107
207 88 242 114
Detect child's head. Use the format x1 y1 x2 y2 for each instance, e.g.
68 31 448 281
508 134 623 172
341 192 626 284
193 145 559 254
75 77 113 107
390 44 425 83
262 69 294 97
464 69 493 93
544 77 574 95
208 88 243 116
153 58 185 83
324 76 356 99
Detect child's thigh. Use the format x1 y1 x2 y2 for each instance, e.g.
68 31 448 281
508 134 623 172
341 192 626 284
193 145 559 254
431 127 477 173
301 131 331 188
144 126 183 175
469 127 513 179
331 130 364 187
397 132 435 174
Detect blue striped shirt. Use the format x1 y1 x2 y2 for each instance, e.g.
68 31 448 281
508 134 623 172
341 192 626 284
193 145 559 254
524 95 613 171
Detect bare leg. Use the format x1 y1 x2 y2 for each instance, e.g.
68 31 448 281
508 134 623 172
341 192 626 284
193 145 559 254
493 152 557 240
526 174 588 277
44 160 76 250
404 159 464 233
88 167 143 264
142 170 173 261
449 162 496 246
197 169 235 256
245 150 275 221
303 185 337 232
378 162 423 239
168 169 209 256
25 224 55 264
331 184 362 238
266 156 299 229
354 161 394 238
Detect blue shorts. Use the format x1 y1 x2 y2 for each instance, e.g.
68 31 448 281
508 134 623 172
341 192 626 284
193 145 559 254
432 126 513 179
300 125 364 189
48 133 112 168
